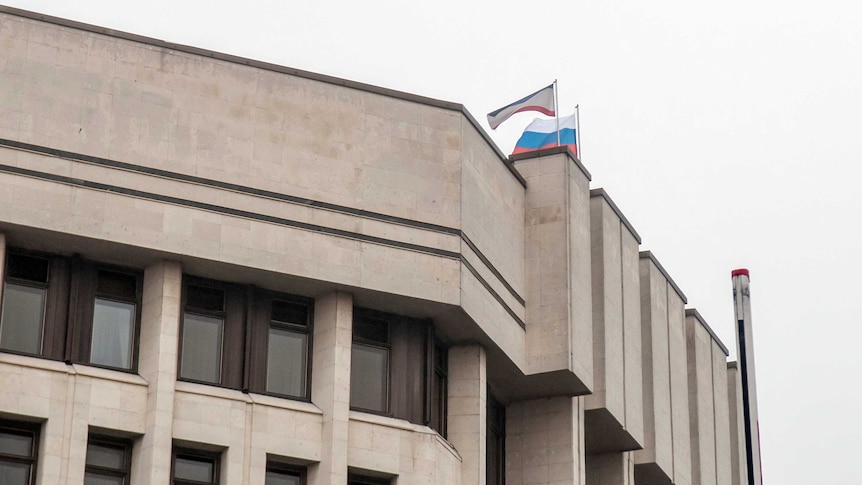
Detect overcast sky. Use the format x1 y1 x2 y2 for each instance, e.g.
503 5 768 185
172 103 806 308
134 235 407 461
5 0 861 482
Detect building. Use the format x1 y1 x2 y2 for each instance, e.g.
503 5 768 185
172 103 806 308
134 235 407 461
0 6 755 485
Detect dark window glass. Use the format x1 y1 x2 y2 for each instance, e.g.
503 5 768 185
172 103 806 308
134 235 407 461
348 473 391 485
486 393 505 485
265 462 304 485
84 437 130 485
354 316 388 344
173 448 219 485
186 285 224 313
0 420 39 485
6 254 49 282
430 342 448 437
350 343 389 413
180 313 224 383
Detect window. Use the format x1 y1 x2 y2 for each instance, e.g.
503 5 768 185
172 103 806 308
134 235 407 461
179 277 313 398
84 436 131 485
0 250 142 370
429 340 448 437
350 314 390 413
0 419 40 485
88 271 139 369
172 447 219 485
486 393 505 485
265 461 304 485
350 308 445 429
180 284 227 384
347 473 391 485
263 298 310 398
1 253 51 355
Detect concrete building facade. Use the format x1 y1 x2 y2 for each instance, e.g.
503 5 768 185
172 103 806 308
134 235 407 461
0 7 753 485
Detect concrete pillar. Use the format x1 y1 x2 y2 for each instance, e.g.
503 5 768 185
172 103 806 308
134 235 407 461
712 340 732 485
686 311 718 485
308 291 353 485
447 345 487 485
727 362 747 485
513 149 592 392
508 396 585 485
131 260 183 484
586 190 644 454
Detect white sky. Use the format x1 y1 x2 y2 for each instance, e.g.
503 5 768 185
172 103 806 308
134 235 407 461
5 0 861 482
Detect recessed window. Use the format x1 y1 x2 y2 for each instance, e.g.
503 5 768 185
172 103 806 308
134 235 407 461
350 309 445 427
180 285 226 384
265 461 304 485
90 270 139 370
84 436 131 485
172 447 219 485
1 250 143 370
347 473 391 485
0 253 49 355
351 316 389 413
430 341 448 437
266 300 309 397
486 393 505 485
0 419 40 485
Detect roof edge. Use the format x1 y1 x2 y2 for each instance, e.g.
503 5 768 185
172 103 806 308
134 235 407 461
684 308 730 356
589 188 642 243
0 5 525 188
509 146 592 181
638 250 688 303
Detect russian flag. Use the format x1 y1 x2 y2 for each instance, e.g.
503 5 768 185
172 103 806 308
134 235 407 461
512 114 577 157
487 84 555 130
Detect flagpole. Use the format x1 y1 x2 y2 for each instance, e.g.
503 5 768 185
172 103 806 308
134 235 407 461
575 104 581 160
554 79 561 147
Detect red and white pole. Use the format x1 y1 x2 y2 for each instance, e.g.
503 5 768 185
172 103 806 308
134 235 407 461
732 268 763 485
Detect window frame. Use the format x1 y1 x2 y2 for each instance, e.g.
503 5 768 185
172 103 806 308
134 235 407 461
247 289 314 401
171 446 220 485
0 418 40 485
350 310 391 416
347 472 391 485
265 459 305 485
178 278 245 389
1 249 143 371
69 260 143 373
0 250 68 360
486 392 506 485
84 434 132 485
428 338 448 437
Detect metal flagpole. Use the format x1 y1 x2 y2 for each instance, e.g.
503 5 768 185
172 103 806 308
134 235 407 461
554 79 561 147
575 104 581 160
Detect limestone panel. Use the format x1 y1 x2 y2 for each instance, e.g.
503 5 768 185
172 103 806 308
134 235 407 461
727 363 747 485
586 451 636 485
667 293 691 485
634 255 672 482
516 152 592 390
447 345 487 485
586 190 643 453
507 396 585 485
309 291 353 485
460 123 525 300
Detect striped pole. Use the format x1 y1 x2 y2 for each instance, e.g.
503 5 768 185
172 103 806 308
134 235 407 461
732 269 764 485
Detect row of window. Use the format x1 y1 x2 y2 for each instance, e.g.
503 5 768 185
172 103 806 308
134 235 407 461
0 250 448 435
0 418 390 485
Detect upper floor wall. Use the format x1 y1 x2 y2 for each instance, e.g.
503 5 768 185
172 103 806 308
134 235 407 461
0 7 528 375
